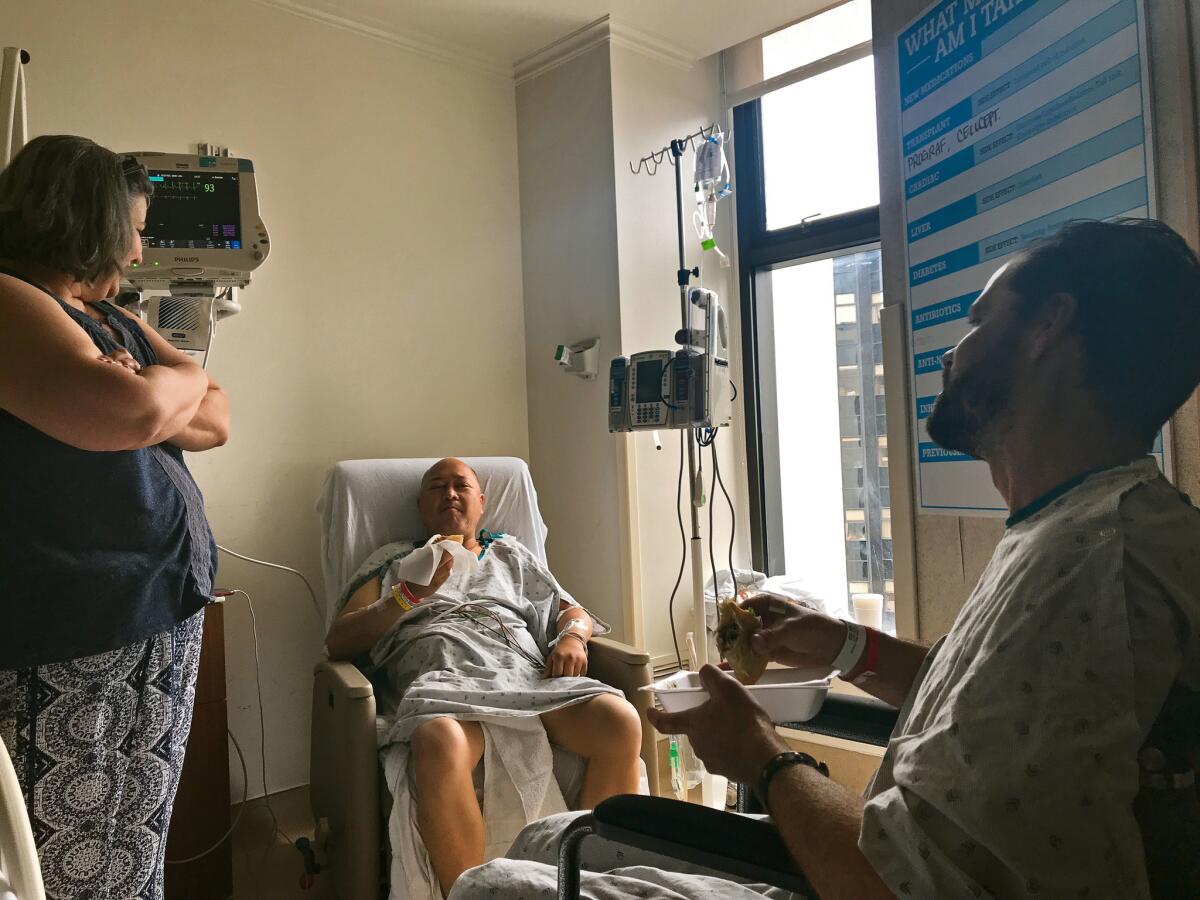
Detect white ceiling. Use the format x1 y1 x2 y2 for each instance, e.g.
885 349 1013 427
261 0 830 75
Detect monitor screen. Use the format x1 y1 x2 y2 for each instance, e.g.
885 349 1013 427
141 170 242 250
635 359 664 403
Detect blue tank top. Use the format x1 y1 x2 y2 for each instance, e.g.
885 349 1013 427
0 270 216 668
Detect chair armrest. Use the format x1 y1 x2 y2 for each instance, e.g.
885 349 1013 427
311 659 378 818
587 637 658 797
588 795 813 894
781 693 899 747
587 636 651 699
314 656 375 698
311 659 380 900
588 635 651 666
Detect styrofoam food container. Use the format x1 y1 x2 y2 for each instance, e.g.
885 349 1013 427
641 667 833 723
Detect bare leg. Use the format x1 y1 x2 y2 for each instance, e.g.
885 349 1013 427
410 717 487 894
541 694 642 810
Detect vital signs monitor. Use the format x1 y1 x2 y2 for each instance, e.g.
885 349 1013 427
125 152 270 289
119 151 270 363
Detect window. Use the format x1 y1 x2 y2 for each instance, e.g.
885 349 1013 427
733 2 895 633
761 0 871 77
761 57 879 228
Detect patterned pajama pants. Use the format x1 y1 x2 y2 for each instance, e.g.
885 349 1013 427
0 610 204 900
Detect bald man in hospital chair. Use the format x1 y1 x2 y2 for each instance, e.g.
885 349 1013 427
325 457 641 897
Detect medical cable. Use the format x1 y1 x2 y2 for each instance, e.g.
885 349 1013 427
232 588 295 899
164 587 295 884
450 609 544 670
200 292 220 370
667 430 687 671
216 544 324 627
712 441 738 595
165 728 249 865
708 452 719 601
420 600 546 669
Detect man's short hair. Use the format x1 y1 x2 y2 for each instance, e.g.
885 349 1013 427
0 135 154 284
1010 218 1200 446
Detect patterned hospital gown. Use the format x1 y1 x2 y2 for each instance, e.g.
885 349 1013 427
359 536 621 744
339 536 622 900
861 457 1200 898
453 458 1200 899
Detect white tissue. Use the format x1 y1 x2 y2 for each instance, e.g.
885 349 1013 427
387 536 480 592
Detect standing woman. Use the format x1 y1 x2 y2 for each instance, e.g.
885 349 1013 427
0 136 228 900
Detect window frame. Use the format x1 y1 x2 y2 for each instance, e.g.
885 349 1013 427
733 98 882 576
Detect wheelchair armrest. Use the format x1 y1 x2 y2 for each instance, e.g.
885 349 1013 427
782 693 898 747
587 795 813 893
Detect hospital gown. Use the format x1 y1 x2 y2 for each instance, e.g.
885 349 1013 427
860 457 1200 898
337 536 622 900
453 458 1200 899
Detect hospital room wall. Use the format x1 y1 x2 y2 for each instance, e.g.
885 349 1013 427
608 47 753 663
871 0 1200 642
515 46 629 635
5 0 529 797
516 40 752 659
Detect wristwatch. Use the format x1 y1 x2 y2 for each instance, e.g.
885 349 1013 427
755 750 829 808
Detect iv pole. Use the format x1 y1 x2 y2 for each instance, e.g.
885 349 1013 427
654 128 728 809
628 124 720 673
669 136 710 672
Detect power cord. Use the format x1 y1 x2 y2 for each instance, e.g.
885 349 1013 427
712 440 738 594
169 547 325 889
213 546 330 895
167 587 299 896
165 728 249 865
232 588 295 899
667 430 687 671
216 544 325 628
164 584 283 871
708 447 719 600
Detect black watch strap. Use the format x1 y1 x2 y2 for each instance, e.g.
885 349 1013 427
756 751 829 808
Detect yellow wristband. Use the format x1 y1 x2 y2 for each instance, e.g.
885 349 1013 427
391 583 419 612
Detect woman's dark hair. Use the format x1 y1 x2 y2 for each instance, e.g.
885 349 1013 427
0 135 153 283
1009 218 1200 447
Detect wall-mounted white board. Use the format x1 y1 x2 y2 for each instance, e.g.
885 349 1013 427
897 0 1163 515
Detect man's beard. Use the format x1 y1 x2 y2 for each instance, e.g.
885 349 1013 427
925 359 1015 459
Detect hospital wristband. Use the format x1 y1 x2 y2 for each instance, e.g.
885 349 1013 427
391 581 422 613
844 626 880 686
830 620 867 676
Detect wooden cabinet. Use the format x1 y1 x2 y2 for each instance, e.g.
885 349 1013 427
166 602 234 899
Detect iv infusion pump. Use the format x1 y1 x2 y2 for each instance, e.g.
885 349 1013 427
609 287 733 433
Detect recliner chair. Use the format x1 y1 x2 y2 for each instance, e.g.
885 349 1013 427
310 457 659 900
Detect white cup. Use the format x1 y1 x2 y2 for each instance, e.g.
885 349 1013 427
852 593 884 631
